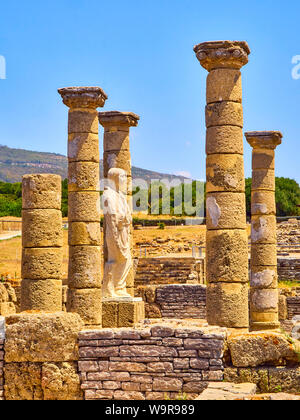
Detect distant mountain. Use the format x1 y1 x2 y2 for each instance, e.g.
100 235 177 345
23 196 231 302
0 145 189 184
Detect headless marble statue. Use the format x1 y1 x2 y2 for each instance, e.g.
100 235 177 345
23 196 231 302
102 168 132 299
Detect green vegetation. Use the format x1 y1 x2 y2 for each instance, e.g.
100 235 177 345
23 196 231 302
0 181 22 217
0 177 299 218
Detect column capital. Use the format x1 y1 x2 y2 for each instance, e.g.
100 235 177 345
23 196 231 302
194 40 250 72
99 111 140 129
245 131 282 150
58 86 108 109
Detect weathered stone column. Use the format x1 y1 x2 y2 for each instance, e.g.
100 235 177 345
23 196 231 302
21 174 63 312
246 131 282 331
98 111 139 297
58 87 108 327
194 41 250 328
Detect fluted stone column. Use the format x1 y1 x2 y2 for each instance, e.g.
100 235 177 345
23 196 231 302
99 111 139 297
21 174 63 312
194 41 250 328
58 87 108 327
246 131 282 331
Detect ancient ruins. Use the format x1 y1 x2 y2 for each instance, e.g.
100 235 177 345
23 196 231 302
0 40 300 401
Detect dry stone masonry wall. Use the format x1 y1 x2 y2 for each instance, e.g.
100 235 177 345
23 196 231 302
78 324 226 400
135 257 205 286
137 285 207 320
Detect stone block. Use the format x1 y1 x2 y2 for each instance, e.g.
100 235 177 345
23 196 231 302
197 382 257 400
68 109 98 134
22 174 61 210
68 161 100 192
102 302 119 328
4 312 83 362
153 377 183 392
22 209 63 248
252 149 275 170
250 243 277 266
206 192 246 230
252 169 275 191
68 222 101 246
68 192 101 222
68 246 101 289
228 332 298 367
250 266 278 289
4 361 82 400
206 154 245 193
118 300 145 328
68 133 100 163
207 69 242 104
67 288 102 326
206 126 244 155
206 282 249 328
104 130 130 152
206 101 243 128
114 390 145 400
21 279 62 312
103 150 132 178
206 229 248 283
22 248 63 280
251 190 276 215
250 288 278 312
251 215 277 244
268 367 300 394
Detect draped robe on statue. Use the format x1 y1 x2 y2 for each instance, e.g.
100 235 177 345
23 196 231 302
102 185 132 298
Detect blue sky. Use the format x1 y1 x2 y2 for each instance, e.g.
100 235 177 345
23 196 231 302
0 0 299 182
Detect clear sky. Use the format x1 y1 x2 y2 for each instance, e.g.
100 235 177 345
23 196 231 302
0 0 299 182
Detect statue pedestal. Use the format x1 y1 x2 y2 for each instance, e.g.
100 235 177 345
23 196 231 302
102 297 145 328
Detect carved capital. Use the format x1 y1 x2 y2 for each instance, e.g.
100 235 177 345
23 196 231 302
99 111 140 129
194 40 250 72
58 86 108 109
245 131 283 150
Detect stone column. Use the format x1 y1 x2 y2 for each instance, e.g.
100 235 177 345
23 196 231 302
194 41 250 328
58 87 108 327
245 131 282 331
98 111 139 297
21 174 63 312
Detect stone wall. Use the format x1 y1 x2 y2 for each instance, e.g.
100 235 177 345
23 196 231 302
136 257 300 287
136 285 207 319
280 288 300 320
135 258 205 287
78 324 226 400
278 258 300 281
137 284 300 323
287 297 300 319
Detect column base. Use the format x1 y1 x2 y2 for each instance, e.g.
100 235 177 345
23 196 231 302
102 298 145 328
250 321 280 332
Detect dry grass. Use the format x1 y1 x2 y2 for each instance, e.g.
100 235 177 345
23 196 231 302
0 223 252 279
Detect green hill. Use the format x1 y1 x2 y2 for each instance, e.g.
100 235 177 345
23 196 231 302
0 144 187 184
